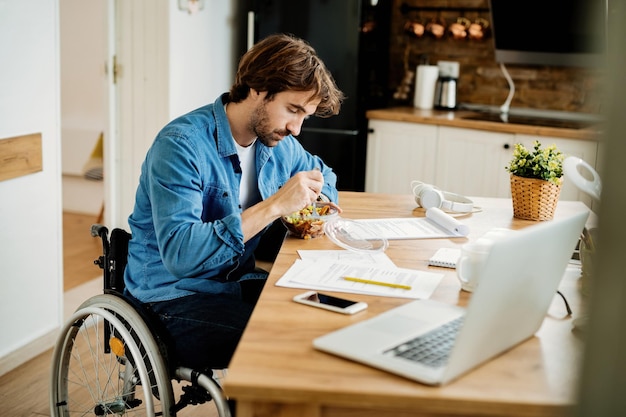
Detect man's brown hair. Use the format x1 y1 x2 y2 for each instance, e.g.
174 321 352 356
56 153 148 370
229 33 344 118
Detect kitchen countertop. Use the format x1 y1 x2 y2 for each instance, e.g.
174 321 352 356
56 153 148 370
366 107 603 141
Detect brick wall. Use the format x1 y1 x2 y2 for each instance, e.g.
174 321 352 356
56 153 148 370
388 0 604 113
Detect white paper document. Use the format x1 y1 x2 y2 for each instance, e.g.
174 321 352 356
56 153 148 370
275 258 444 299
296 250 397 268
352 207 469 240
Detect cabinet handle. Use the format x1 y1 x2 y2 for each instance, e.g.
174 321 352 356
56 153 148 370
503 143 510 150
368 128 375 133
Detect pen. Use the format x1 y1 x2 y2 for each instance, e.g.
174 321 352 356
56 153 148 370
343 276 412 290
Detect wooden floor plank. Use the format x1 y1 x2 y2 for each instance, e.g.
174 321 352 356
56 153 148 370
0 349 52 417
63 211 103 291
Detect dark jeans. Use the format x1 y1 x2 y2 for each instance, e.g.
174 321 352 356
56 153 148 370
146 278 266 371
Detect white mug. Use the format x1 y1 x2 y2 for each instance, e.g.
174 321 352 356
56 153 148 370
456 228 515 292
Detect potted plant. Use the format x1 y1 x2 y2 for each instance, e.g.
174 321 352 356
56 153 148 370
505 141 565 220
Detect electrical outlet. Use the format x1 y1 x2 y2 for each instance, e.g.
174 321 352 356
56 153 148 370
437 61 460 78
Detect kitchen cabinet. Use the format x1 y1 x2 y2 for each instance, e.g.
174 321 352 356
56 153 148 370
365 119 599 208
435 126 514 199
365 119 438 194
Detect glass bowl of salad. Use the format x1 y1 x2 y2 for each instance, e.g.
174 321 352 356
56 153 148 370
281 202 339 239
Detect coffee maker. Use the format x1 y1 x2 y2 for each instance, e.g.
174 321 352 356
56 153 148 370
434 61 459 110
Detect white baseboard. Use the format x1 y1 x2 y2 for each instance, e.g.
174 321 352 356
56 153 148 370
0 329 57 377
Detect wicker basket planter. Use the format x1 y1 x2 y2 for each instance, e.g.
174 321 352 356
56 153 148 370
510 174 561 221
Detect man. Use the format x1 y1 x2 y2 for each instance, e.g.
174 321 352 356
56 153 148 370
124 33 344 371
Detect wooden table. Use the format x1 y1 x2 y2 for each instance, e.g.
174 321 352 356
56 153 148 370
224 192 591 417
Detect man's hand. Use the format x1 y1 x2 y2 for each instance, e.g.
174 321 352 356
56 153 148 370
270 170 324 215
241 170 341 242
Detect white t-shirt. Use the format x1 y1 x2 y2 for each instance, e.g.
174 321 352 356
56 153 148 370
235 138 258 209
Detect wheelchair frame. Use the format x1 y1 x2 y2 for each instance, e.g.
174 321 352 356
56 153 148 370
49 224 232 417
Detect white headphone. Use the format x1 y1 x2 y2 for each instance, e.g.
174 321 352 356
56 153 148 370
411 180 474 213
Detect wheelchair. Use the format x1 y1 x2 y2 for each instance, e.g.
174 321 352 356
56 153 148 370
50 224 232 417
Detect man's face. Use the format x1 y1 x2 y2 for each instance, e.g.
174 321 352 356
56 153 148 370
249 90 320 147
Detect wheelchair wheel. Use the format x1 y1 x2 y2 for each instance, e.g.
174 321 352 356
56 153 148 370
50 294 175 417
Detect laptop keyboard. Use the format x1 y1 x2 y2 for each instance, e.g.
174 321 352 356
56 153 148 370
385 316 464 368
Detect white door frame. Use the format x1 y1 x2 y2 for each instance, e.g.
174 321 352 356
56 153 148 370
104 0 170 229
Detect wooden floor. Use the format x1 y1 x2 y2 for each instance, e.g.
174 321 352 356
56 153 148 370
0 212 221 416
0 348 52 416
62 211 103 291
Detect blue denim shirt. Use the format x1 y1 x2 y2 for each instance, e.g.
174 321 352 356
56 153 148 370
125 93 338 303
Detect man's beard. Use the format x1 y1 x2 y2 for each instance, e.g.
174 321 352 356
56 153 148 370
250 101 290 147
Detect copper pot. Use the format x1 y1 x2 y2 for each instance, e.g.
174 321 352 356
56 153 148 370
468 18 490 40
426 18 446 39
404 20 425 38
448 17 471 40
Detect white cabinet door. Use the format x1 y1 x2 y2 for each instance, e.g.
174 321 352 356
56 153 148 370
515 134 598 206
366 119 599 206
365 120 437 194
436 126 515 198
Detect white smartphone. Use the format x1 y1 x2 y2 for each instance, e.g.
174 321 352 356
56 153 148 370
293 291 367 315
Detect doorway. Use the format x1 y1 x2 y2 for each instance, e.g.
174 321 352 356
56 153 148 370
59 0 108 291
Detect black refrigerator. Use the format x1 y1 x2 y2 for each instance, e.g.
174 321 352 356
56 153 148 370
240 0 392 191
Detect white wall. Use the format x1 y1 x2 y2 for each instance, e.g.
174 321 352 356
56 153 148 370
168 1 237 119
0 1 63 374
110 0 239 228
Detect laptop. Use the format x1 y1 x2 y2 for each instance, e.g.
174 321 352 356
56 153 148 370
313 210 588 386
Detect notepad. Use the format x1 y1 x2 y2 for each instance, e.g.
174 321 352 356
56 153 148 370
428 248 461 269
